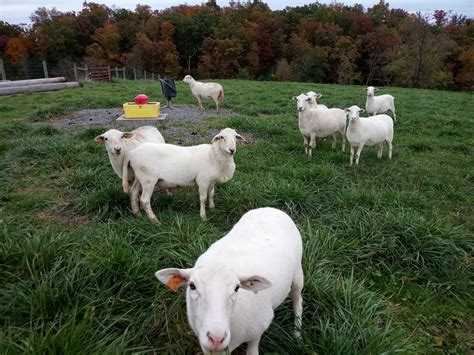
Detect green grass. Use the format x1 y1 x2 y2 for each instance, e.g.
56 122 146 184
0 79 473 353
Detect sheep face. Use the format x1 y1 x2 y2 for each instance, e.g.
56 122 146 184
345 105 364 122
306 91 322 105
366 86 377 96
212 128 244 156
292 93 311 112
183 75 194 84
155 266 271 353
94 129 133 156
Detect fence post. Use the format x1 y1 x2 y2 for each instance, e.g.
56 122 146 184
115 66 118 79
0 58 5 81
133 68 137 80
42 60 49 78
73 63 78 82
144 70 147 80
152 73 154 80
85 64 89 80
108 66 111 81
122 67 126 79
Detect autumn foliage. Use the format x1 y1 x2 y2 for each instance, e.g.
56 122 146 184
0 0 472 90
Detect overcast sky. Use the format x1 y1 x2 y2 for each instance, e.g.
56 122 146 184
1 0 472 25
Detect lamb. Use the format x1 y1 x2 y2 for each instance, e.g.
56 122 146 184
306 91 328 109
94 126 165 180
122 128 243 224
292 93 346 156
345 105 394 165
365 86 396 121
155 207 304 355
183 75 224 112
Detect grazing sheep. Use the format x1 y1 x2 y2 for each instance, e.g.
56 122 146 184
156 207 304 355
183 75 224 112
94 126 165 180
345 105 394 165
122 128 243 223
292 93 346 156
365 86 396 121
306 91 328 110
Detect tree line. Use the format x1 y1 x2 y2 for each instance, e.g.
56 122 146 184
0 0 472 90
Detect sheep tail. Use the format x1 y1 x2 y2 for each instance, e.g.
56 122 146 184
122 154 131 193
218 89 224 103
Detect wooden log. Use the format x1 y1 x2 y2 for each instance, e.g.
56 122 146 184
0 82 80 96
0 77 66 88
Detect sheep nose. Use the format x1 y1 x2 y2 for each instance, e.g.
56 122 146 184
229 149 235 154
114 147 121 153
207 331 227 346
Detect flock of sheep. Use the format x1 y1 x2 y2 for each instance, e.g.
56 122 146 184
93 76 397 354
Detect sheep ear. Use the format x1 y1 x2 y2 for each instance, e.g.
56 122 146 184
291 96 297 101
316 94 322 99
344 108 350 113
213 134 223 142
155 268 193 292
359 108 365 113
94 135 105 144
374 87 379 91
236 134 246 141
121 132 134 139
239 275 272 294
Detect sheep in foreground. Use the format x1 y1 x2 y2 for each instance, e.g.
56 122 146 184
292 93 346 156
122 128 243 223
156 207 304 355
306 91 328 109
365 86 396 121
183 75 224 112
345 105 394 165
94 126 165 180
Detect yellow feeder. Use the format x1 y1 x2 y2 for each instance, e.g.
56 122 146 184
123 102 160 119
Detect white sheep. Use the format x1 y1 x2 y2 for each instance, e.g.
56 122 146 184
306 91 328 109
155 207 304 354
365 86 396 121
122 128 243 223
183 75 224 112
292 93 346 156
94 126 165 180
345 105 394 165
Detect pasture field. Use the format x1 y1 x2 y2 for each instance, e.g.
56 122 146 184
0 80 473 354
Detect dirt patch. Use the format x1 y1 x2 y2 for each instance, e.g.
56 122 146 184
41 105 255 145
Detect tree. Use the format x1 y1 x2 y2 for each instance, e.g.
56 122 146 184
85 23 121 66
198 37 243 78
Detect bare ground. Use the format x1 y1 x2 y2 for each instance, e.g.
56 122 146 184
43 105 255 145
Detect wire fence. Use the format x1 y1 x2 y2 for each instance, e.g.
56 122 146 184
0 58 165 83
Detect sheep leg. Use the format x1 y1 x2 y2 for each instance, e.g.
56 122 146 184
130 179 141 216
355 143 364 165
291 266 304 339
140 179 160 224
309 134 316 157
391 108 397 122
377 143 384 158
208 186 215 209
388 140 393 159
196 96 203 110
303 136 309 155
341 132 346 152
198 184 209 221
350 146 355 166
331 134 337 150
215 99 219 112
246 338 261 355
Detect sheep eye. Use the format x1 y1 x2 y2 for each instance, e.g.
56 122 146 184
234 285 240 292
189 282 196 290
104 137 108 141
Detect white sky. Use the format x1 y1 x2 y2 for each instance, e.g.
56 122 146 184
0 0 472 25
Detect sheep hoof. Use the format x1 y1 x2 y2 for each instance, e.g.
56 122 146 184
294 330 302 339
132 209 140 216
150 218 161 225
